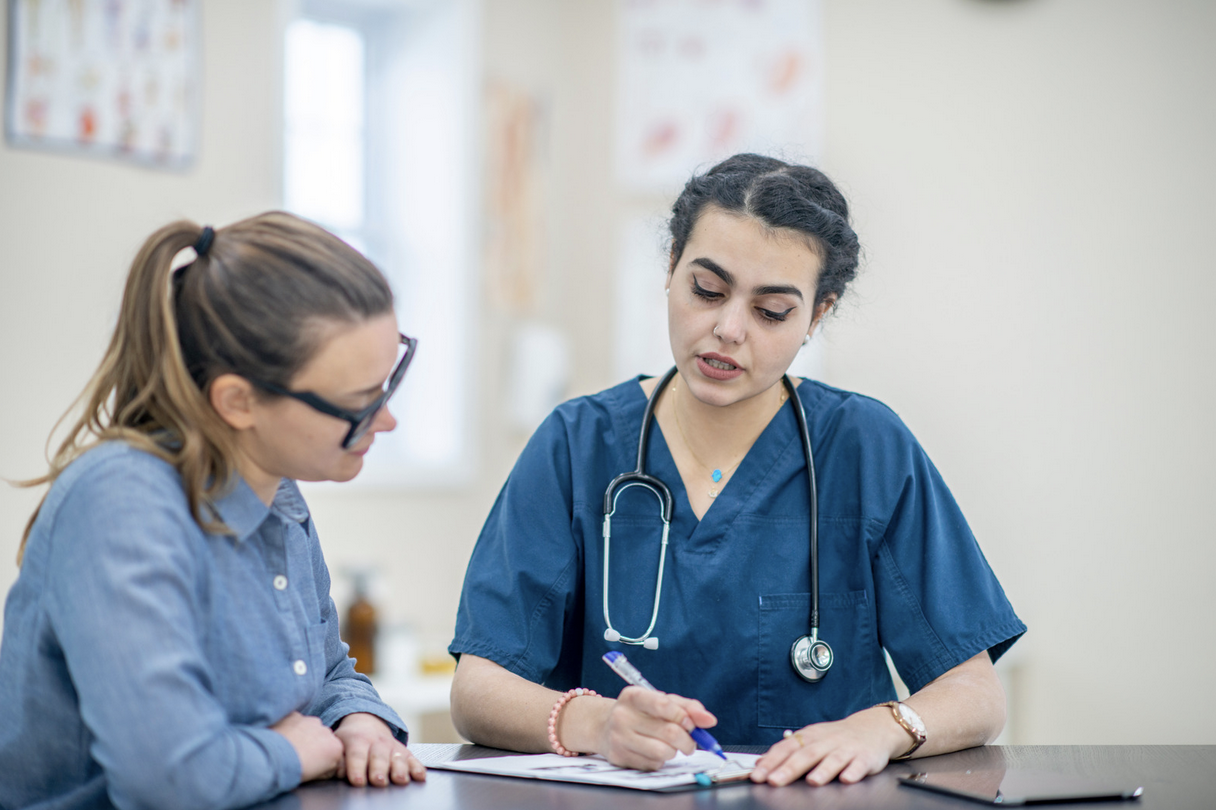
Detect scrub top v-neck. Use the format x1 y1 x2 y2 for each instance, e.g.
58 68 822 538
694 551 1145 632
450 376 1024 746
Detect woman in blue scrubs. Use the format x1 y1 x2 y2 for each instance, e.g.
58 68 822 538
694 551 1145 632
449 154 1024 787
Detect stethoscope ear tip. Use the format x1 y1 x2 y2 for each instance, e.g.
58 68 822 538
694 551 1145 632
603 628 660 650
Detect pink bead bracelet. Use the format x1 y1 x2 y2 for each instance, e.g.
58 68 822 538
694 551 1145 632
547 687 598 757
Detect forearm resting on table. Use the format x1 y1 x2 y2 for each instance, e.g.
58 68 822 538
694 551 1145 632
902 651 1006 758
450 654 612 754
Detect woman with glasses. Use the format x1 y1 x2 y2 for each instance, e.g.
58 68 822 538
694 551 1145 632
448 154 1024 787
0 212 424 810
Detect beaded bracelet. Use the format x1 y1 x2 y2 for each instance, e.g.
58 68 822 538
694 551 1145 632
547 688 598 757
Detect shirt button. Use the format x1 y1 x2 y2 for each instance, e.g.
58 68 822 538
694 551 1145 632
293 660 308 676
273 575 288 591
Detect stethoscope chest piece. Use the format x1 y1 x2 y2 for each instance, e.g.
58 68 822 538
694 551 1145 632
790 631 833 682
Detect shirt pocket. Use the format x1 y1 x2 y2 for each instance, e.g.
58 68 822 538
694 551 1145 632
302 620 330 698
757 590 874 729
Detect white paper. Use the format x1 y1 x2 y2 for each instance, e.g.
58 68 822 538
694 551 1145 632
429 750 759 791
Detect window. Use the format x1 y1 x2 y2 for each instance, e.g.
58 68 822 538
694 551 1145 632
284 20 366 246
283 0 481 486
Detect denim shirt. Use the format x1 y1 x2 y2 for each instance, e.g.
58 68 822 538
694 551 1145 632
0 442 406 810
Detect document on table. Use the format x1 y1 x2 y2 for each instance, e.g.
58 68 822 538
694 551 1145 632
428 750 760 792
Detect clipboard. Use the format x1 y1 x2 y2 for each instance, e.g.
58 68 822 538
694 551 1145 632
427 750 760 792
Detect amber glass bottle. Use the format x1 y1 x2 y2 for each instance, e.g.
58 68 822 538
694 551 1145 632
345 572 377 675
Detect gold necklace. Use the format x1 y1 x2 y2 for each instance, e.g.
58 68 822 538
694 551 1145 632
670 378 789 498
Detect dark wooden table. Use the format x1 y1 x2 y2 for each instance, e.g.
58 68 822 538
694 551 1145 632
253 744 1216 809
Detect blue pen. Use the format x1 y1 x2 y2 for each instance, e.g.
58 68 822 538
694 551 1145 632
602 651 727 761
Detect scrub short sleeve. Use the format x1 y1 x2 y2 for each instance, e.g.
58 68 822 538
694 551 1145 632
873 438 1025 695
450 412 582 684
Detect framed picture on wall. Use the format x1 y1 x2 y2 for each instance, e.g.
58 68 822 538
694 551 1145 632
4 0 200 169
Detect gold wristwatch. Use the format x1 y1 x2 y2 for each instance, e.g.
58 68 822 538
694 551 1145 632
878 701 926 760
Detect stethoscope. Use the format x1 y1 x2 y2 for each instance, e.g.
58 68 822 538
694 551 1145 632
601 366 834 683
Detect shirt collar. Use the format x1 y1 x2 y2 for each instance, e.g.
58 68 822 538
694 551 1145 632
212 477 311 541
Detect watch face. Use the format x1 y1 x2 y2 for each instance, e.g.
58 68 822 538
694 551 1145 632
897 703 926 735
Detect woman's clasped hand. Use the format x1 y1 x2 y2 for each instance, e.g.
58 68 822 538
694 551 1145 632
333 713 428 786
272 711 427 786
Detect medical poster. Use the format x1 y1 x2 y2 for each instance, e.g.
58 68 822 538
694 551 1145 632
484 79 548 315
4 0 200 168
616 0 823 193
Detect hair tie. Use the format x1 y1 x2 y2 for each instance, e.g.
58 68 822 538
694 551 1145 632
193 226 215 258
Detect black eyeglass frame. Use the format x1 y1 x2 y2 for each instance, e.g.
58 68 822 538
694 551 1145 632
251 333 417 450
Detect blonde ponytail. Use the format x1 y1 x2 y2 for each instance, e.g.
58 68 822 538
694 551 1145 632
16 212 393 564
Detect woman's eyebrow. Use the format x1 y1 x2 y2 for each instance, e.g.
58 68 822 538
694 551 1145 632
754 283 804 300
691 257 804 300
691 257 735 286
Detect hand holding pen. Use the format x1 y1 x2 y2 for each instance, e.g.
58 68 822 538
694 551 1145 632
600 651 727 768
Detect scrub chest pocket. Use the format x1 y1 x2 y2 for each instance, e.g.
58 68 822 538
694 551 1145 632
757 590 888 729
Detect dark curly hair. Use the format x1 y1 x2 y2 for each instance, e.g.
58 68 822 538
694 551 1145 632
668 153 861 309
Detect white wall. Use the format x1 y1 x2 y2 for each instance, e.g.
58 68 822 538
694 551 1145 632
817 0 1216 743
2 0 1214 745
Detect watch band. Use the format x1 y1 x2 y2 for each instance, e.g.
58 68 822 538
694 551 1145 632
878 701 926 760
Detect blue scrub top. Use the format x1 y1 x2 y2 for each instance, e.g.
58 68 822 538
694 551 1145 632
451 376 1025 745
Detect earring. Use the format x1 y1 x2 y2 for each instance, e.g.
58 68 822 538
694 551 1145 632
803 334 811 346
665 287 670 297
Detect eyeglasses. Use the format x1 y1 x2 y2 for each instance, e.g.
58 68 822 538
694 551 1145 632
252 334 417 449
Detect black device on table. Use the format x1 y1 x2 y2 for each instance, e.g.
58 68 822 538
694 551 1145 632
900 768 1143 805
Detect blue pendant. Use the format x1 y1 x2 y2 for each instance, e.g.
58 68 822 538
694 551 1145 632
711 469 723 483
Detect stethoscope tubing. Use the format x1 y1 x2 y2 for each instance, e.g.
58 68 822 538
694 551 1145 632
602 366 678 522
601 368 678 648
602 482 671 646
783 373 820 634
602 368 823 648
